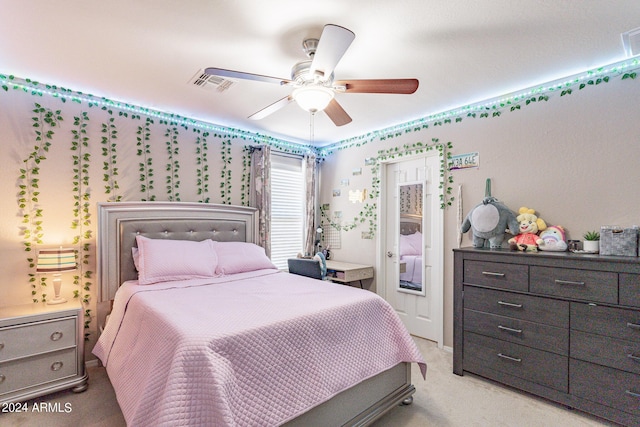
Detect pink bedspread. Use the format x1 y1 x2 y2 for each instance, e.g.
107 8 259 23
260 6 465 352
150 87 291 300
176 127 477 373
93 269 426 426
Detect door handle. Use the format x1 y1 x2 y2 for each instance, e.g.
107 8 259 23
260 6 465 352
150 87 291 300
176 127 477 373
387 251 393 258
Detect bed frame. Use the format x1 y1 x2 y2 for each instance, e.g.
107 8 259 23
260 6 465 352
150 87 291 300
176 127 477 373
96 201 416 426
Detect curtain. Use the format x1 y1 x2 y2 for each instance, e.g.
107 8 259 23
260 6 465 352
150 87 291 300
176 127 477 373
249 146 271 256
303 153 317 255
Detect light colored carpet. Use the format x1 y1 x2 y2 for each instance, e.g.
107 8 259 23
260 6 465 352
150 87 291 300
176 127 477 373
0 337 616 426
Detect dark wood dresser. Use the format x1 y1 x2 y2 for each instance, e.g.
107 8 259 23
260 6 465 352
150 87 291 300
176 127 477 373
454 247 640 426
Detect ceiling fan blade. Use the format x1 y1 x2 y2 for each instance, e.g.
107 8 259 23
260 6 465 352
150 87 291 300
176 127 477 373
335 79 419 94
310 24 355 78
324 98 352 126
248 95 293 120
204 67 290 85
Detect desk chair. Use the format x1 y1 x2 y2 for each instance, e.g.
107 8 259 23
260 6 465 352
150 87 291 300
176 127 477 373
287 258 323 280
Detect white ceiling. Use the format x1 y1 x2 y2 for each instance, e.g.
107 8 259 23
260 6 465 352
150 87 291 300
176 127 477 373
1 1 639 146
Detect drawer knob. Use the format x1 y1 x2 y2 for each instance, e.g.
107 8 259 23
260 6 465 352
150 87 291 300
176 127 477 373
0 374 5 384
50 361 64 371
497 301 523 309
554 279 585 286
50 331 63 341
482 271 505 277
497 353 522 363
498 325 523 334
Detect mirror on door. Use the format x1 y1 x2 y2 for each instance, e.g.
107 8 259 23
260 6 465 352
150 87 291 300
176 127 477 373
398 181 425 295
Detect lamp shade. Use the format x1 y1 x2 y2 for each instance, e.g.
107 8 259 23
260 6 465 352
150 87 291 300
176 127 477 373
292 86 334 112
36 248 76 273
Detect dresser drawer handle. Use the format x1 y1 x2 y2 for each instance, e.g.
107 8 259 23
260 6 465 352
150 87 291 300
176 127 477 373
554 279 585 286
625 390 640 399
497 353 522 363
482 271 505 277
498 325 523 334
50 361 64 371
0 374 5 384
627 353 640 362
497 301 523 308
50 331 63 341
627 322 640 330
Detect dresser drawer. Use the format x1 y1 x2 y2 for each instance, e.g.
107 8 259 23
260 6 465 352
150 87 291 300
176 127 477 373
463 261 528 291
571 359 640 416
572 330 640 375
0 317 76 362
464 309 568 355
530 266 617 304
571 303 640 342
464 332 568 392
463 286 569 328
620 273 640 308
0 348 77 396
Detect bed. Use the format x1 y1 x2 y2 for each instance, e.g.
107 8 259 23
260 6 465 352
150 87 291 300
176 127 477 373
93 202 426 426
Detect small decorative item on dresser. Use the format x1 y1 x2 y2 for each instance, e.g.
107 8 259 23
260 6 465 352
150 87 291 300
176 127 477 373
582 230 600 253
600 226 638 256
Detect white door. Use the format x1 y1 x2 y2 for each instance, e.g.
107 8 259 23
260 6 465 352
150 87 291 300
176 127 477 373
381 154 443 346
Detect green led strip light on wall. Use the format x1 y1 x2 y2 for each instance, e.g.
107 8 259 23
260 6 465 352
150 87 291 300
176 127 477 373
2 55 639 157
318 56 640 156
0 74 314 155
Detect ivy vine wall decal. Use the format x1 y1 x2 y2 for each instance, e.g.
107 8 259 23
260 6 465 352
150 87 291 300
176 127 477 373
18 104 62 301
137 117 156 201
320 139 454 237
70 111 93 337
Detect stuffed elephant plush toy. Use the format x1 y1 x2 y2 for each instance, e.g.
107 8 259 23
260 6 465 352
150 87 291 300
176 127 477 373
461 196 519 248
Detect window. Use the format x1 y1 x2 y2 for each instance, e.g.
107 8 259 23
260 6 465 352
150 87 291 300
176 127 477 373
270 154 305 270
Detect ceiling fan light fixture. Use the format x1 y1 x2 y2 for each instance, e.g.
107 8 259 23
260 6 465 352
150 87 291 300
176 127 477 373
292 85 334 112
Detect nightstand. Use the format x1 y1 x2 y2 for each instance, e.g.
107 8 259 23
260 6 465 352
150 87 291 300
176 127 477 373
0 300 88 404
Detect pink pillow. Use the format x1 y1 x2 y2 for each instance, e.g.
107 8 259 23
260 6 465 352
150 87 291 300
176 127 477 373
135 236 218 285
400 231 422 256
213 241 277 275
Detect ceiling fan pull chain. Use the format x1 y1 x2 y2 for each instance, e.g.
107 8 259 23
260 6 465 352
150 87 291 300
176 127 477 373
309 112 315 144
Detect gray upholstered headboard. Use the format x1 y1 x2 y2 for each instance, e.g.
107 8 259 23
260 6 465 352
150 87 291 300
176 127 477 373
97 202 258 302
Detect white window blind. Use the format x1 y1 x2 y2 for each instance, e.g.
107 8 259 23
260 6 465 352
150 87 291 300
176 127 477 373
270 154 305 270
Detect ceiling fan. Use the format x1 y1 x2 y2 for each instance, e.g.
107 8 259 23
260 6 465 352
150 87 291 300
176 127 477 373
204 24 419 127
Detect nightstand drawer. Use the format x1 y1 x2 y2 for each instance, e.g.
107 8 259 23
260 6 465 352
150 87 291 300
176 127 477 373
464 332 568 392
0 348 77 396
463 260 528 291
464 309 568 355
530 266 617 304
0 317 76 362
463 286 569 328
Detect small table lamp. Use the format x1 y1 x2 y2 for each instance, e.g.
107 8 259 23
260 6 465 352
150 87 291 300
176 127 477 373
36 247 76 305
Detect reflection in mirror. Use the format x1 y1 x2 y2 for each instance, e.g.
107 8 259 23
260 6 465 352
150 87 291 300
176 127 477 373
398 182 425 295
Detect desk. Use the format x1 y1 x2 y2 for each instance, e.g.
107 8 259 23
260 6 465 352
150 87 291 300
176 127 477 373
325 260 374 288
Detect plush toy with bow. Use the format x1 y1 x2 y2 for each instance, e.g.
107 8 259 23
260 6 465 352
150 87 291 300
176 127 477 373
508 207 547 252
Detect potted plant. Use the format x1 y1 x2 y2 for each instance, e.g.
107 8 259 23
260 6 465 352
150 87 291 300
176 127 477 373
583 230 600 253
